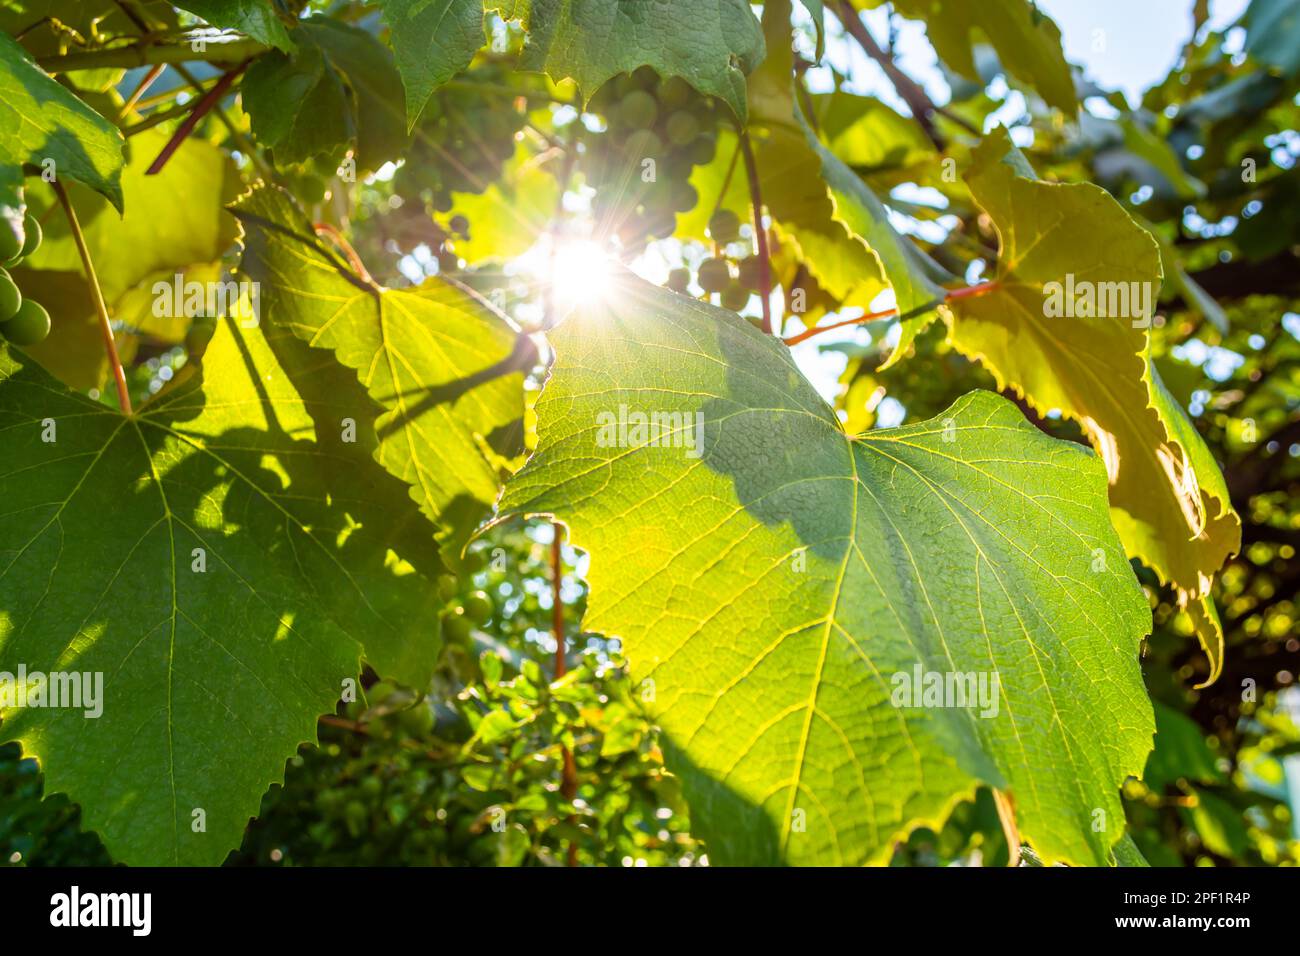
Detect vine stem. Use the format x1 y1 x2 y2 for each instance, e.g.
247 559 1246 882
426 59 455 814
117 62 165 120
551 522 580 867
314 222 375 286
738 129 774 335
38 37 266 73
991 789 1020 866
781 281 1000 346
145 59 249 175
52 180 132 415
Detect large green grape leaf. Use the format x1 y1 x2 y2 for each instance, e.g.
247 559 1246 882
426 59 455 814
241 18 408 169
0 32 124 248
232 186 524 565
173 1 295 51
378 0 486 128
858 0 1076 114
944 128 1240 683
498 271 1154 866
0 316 444 865
490 0 765 121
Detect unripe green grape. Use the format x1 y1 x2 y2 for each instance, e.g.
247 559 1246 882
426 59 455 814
618 90 658 130
0 268 20 320
463 549 487 573
18 214 41 259
669 181 698 214
443 612 473 645
697 257 731 294
398 703 434 737
0 222 20 263
462 590 494 625
657 75 693 108
721 281 750 312
632 65 659 89
666 267 691 293
0 298 50 346
185 315 217 357
437 574 458 602
689 133 718 165
707 208 741 244
623 129 663 164
664 110 700 146
297 174 327 205
736 255 762 289
368 681 397 704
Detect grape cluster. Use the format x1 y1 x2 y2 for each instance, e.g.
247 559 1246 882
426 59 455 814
0 214 51 347
584 67 720 247
666 208 765 316
397 70 527 214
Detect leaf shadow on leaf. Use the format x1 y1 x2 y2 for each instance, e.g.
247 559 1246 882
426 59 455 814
0 316 446 864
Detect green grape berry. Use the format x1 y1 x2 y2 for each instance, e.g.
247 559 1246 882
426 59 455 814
664 110 700 147
298 175 327 205
0 268 21 321
185 315 217 357
666 267 691 293
0 222 20 263
736 255 762 289
623 128 663 163
657 75 694 108
398 702 434 737
618 90 658 130
443 611 473 645
697 257 731 294
462 591 494 625
689 133 718 165
437 574 459 602
368 681 397 704
0 298 50 346
707 209 741 244
18 214 41 259
721 281 750 312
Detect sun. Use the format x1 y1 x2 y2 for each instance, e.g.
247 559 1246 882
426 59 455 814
550 238 615 310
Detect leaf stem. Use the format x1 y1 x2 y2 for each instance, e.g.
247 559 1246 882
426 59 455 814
780 281 1000 347
38 37 266 73
313 222 375 286
738 129 774 335
52 180 132 415
551 522 580 866
832 0 945 151
145 59 249 175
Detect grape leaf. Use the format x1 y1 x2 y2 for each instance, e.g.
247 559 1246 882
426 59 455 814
173 0 295 51
859 0 1076 114
241 18 408 169
749 1 949 328
490 0 765 121
0 32 124 248
232 186 525 565
13 125 239 390
0 316 444 865
498 271 1154 866
943 128 1240 682
378 0 486 128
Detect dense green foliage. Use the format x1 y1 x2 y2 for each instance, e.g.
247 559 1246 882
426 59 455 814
0 0 1297 867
